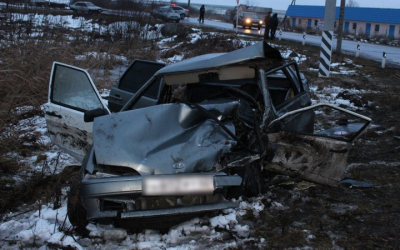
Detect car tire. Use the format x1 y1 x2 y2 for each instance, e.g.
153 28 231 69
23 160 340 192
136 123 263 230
67 172 88 236
227 164 266 199
180 14 185 20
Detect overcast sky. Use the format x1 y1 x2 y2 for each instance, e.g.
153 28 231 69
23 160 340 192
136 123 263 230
183 0 400 10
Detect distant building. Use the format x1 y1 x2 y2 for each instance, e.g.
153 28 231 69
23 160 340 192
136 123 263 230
286 5 400 39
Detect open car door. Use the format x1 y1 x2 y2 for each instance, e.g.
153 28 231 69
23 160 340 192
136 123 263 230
264 103 371 186
44 62 110 162
108 60 166 112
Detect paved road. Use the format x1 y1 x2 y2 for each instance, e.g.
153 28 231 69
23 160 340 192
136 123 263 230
181 17 400 67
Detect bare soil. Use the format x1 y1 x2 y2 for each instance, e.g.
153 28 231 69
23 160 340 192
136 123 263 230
0 19 399 248
243 40 400 249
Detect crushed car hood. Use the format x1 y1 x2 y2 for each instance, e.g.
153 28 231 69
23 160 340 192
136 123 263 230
92 100 239 175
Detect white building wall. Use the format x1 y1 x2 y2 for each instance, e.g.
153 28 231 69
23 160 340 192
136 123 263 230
290 17 400 39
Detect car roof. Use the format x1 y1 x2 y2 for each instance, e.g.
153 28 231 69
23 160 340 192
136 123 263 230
156 41 282 77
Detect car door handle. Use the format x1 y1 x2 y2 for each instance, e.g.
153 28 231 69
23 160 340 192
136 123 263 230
109 95 122 101
45 111 62 119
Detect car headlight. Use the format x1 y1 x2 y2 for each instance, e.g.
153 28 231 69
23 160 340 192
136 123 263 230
245 18 251 23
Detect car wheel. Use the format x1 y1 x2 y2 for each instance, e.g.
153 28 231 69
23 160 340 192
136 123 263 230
67 171 88 236
227 164 266 199
180 14 185 20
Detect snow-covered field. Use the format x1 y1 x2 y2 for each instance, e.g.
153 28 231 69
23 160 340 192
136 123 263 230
0 12 381 249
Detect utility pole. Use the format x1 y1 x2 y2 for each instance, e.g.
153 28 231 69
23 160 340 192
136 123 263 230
282 0 296 29
188 0 190 9
336 0 345 54
318 0 336 77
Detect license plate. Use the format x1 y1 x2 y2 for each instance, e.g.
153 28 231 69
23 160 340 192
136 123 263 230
142 175 214 196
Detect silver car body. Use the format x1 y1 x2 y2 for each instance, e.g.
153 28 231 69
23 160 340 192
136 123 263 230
45 41 371 223
171 5 190 19
151 6 180 22
69 1 102 14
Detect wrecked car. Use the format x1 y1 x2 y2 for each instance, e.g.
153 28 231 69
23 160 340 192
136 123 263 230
44 41 371 232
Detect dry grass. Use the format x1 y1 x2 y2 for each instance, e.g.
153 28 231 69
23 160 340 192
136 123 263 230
0 13 158 214
1 12 400 248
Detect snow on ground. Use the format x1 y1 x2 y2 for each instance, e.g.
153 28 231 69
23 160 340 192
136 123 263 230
310 85 377 110
0 67 365 248
3 13 162 41
2 106 78 176
0 14 376 248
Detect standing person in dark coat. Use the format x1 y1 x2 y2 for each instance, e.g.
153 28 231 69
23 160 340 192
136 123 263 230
263 11 271 40
269 13 279 40
199 5 205 24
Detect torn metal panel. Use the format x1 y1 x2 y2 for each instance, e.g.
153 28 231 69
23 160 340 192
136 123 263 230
93 101 239 175
156 41 282 76
264 132 350 186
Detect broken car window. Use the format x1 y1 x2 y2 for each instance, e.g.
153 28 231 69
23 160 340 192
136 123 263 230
51 64 104 111
266 64 303 108
275 104 371 142
118 61 165 99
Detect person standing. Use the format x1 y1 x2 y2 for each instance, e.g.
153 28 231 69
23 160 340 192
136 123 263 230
199 5 205 24
263 11 271 40
269 13 279 40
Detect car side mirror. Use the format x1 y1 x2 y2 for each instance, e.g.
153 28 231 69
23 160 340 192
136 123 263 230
84 108 108 122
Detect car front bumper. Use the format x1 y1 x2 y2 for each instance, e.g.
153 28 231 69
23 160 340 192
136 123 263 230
80 173 242 220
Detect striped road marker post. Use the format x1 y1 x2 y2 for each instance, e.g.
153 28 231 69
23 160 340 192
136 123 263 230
318 30 333 77
318 0 336 78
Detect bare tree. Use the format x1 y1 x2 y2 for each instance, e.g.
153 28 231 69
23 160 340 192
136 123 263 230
336 0 345 55
346 0 359 7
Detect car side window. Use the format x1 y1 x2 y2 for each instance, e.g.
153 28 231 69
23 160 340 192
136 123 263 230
51 64 104 111
266 67 301 108
118 61 165 99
